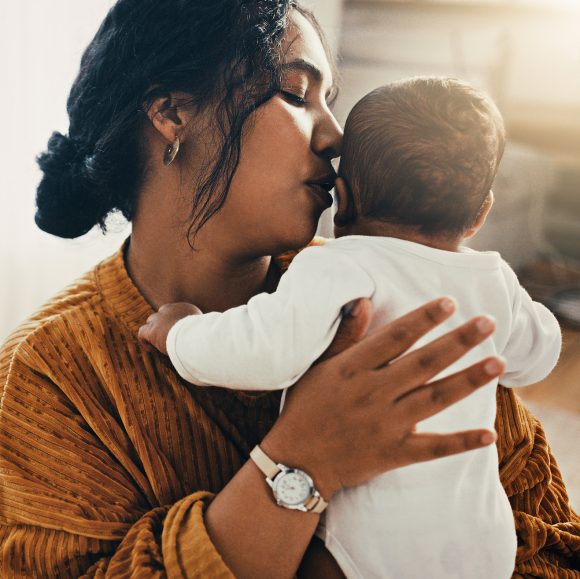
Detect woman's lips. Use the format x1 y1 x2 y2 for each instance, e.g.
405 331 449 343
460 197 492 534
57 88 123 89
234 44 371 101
306 183 333 208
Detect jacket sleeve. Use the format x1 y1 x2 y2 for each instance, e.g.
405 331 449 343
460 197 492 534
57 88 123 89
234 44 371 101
166 244 375 390
495 387 580 577
0 346 234 578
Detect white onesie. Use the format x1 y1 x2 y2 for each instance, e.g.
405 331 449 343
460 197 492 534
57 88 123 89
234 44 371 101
167 235 561 579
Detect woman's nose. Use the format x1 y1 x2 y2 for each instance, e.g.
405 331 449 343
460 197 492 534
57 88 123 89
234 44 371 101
312 108 343 160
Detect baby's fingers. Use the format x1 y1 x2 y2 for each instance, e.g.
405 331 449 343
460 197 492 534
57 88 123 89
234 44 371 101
318 299 373 363
137 324 155 352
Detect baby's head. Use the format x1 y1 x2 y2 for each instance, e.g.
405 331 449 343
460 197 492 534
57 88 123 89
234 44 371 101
335 77 506 246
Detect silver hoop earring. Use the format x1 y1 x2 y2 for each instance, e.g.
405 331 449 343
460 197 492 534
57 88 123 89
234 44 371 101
163 136 180 166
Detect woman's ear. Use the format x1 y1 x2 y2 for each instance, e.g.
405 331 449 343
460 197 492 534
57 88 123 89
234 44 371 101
464 190 494 240
333 177 357 235
145 91 193 145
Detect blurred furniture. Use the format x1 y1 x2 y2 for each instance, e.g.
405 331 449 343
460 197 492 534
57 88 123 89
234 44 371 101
466 143 556 269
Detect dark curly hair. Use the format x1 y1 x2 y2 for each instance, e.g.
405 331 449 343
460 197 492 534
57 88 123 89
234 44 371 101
340 77 506 237
35 0 327 240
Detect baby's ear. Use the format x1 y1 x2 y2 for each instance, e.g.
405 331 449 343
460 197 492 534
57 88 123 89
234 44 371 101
464 190 494 240
333 177 357 230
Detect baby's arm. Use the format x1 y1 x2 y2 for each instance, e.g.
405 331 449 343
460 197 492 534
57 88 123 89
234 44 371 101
139 303 202 355
499 260 562 387
164 245 375 390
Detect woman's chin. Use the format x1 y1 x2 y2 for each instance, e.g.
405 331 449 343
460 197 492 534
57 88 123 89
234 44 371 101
265 221 317 256
290 219 320 247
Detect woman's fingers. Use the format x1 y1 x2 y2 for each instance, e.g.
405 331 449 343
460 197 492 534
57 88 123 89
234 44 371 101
270 298 505 497
380 315 497 399
395 356 506 424
317 299 373 363
337 297 456 373
402 429 497 465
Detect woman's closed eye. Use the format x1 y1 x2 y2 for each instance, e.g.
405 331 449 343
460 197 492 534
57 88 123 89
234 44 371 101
281 90 307 106
280 86 339 110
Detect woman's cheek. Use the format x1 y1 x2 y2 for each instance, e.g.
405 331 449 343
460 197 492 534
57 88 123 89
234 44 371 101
265 98 312 150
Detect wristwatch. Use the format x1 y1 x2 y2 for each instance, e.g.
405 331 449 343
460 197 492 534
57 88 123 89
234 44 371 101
250 445 328 513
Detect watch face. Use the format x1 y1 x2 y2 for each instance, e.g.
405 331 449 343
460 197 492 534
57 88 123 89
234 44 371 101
273 470 313 506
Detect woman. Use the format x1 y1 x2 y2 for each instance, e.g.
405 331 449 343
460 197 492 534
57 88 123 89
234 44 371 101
0 1 577 577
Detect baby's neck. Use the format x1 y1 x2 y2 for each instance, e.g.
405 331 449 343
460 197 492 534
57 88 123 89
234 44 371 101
343 220 462 252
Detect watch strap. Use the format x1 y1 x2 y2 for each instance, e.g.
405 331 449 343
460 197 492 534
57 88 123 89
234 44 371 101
250 444 281 481
304 491 328 514
250 445 329 514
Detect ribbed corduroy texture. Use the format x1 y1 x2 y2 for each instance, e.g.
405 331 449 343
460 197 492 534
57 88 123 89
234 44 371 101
0 238 578 577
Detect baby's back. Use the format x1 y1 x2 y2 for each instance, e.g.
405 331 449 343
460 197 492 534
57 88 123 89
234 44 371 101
317 235 558 579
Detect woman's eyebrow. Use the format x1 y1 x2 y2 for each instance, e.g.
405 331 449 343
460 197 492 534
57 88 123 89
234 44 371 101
281 58 323 82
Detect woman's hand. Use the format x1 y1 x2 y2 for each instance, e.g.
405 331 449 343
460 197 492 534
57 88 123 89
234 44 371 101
262 296 504 500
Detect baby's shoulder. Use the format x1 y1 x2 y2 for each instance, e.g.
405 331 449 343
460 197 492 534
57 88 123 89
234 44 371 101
494 255 523 290
289 237 371 272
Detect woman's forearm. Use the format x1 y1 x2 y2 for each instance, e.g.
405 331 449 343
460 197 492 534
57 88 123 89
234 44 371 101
202 303 371 579
205 455 319 579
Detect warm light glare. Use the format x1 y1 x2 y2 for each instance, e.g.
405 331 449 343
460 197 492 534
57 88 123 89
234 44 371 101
523 0 580 7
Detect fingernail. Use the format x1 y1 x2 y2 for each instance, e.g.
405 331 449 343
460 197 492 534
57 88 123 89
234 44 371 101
342 302 355 317
484 357 504 375
343 300 362 318
352 301 364 317
476 316 495 333
481 431 497 445
439 297 456 313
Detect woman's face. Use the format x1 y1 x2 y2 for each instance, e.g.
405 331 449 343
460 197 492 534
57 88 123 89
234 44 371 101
209 10 343 257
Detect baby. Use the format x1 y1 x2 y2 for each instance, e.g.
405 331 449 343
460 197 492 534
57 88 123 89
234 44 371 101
139 77 561 578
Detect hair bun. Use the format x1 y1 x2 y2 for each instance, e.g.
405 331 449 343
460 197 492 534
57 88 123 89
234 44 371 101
35 132 110 239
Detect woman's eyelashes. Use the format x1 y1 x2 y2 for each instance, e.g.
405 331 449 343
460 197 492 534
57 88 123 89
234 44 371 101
281 90 307 106
280 80 335 109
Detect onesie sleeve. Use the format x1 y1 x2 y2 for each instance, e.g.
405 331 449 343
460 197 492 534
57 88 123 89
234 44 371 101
499 260 562 388
166 244 375 390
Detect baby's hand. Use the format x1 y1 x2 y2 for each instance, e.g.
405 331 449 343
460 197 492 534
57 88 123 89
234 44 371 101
138 302 202 355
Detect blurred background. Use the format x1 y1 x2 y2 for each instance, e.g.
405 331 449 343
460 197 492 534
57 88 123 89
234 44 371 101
306 0 580 508
0 0 578 504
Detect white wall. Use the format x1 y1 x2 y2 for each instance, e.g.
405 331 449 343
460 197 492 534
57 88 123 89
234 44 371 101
300 0 345 52
0 2 129 342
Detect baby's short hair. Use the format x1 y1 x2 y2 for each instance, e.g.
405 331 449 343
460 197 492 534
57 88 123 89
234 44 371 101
340 77 506 237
